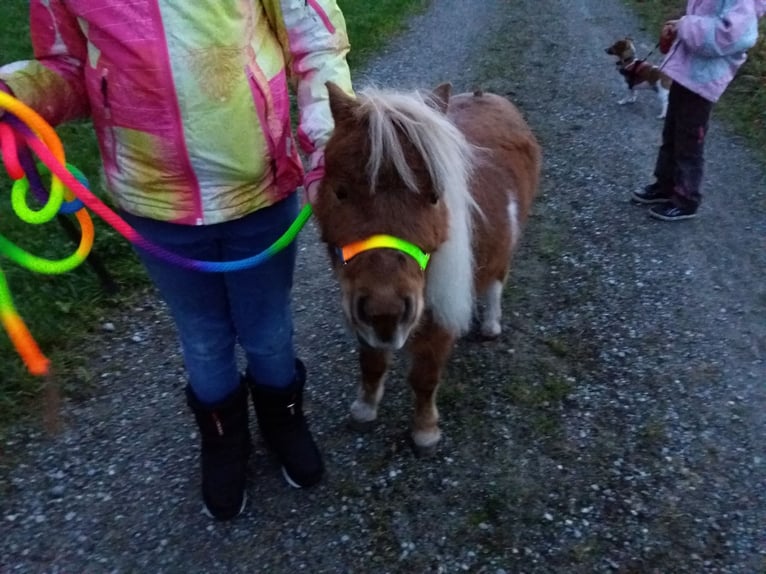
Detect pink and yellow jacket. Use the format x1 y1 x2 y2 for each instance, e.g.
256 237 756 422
662 0 765 102
0 1 353 225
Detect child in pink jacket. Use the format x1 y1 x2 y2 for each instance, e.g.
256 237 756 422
0 1 354 521
632 0 765 221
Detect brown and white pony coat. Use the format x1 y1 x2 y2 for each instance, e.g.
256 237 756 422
313 82 541 454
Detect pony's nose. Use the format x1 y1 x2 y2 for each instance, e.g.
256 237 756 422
356 295 371 326
354 293 415 342
402 295 415 324
356 294 414 323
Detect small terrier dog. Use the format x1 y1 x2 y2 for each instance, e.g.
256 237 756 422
605 37 672 119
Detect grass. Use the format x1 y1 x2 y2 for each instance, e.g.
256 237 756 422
626 0 766 157
0 3 149 424
0 0 429 432
340 0 430 67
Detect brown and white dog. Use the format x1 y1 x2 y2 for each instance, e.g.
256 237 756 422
605 37 672 119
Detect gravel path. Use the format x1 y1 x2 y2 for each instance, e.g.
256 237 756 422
2 1 765 572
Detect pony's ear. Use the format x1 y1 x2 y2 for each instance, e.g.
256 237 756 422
326 81 358 124
428 82 452 114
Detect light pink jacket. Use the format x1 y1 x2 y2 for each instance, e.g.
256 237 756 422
0 1 353 225
662 0 764 102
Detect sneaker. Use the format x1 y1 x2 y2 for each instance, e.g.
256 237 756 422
648 202 698 221
632 182 672 204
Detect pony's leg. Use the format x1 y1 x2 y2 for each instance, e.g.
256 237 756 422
348 345 391 432
407 322 456 456
479 279 504 338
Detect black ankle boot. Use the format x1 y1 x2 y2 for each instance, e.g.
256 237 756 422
186 384 251 520
248 361 324 488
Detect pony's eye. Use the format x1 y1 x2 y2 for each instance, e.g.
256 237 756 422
335 187 348 200
430 192 439 205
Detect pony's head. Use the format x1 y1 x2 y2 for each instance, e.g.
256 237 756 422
314 82 476 350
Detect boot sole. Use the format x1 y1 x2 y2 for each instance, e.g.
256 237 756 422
203 492 247 520
631 194 671 205
649 210 698 221
282 465 323 489
282 467 303 489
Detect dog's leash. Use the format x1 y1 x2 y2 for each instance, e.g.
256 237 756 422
641 41 661 62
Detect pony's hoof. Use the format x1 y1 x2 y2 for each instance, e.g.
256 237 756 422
410 428 441 458
480 321 502 340
347 416 376 433
411 441 439 458
349 399 378 432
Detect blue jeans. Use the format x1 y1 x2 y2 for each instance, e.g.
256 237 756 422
122 194 299 404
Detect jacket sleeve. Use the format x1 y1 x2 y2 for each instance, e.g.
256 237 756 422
0 0 89 125
676 1 760 58
263 0 354 188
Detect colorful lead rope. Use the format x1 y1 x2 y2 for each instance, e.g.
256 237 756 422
0 91 430 376
0 91 311 375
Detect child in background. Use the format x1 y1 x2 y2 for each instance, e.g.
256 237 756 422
632 0 766 221
0 1 353 520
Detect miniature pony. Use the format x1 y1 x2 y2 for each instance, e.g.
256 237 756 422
313 82 541 454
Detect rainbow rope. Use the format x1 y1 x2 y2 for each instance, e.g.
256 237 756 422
0 91 311 375
0 269 49 375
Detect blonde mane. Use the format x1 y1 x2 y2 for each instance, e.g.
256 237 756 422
356 87 479 334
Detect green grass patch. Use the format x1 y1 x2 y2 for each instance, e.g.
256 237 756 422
502 370 573 409
0 3 150 427
339 0 429 67
0 0 429 432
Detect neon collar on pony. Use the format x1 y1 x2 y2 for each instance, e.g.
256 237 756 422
337 234 430 270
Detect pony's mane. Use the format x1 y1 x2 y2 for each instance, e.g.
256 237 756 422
356 87 479 334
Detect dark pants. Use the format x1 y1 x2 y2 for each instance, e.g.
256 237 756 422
653 81 714 210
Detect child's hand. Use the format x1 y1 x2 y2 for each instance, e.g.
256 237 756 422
662 20 679 40
303 179 320 206
659 20 679 54
302 163 324 206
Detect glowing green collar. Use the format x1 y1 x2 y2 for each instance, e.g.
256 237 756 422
338 234 431 270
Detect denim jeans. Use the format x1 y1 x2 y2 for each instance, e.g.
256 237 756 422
122 194 299 404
